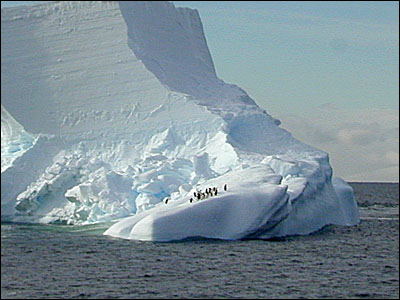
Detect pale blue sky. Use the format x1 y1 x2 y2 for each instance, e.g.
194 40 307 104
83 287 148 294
174 1 399 115
2 1 399 181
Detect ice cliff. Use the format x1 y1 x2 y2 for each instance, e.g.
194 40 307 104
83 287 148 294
1 1 359 241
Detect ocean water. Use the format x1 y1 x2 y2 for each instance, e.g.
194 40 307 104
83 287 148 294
1 183 399 299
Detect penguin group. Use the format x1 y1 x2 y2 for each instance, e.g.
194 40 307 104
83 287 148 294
189 184 227 203
164 184 228 204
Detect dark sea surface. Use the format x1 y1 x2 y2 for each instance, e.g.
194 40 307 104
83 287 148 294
1 182 399 299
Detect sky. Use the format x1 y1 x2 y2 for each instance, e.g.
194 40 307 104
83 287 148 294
2 1 399 182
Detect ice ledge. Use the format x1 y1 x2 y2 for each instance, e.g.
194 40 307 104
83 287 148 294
104 164 359 242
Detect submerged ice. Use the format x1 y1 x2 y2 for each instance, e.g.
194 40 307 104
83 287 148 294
1 1 359 241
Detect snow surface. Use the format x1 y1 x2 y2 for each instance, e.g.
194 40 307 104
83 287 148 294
1 1 359 241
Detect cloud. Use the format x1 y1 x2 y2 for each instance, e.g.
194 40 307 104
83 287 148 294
384 151 399 166
276 107 399 182
317 102 339 110
337 128 375 145
346 166 399 182
335 123 397 146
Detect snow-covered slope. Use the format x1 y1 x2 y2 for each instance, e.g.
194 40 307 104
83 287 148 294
1 1 359 241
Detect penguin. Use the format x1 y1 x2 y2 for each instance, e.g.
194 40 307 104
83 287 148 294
165 198 169 204
215 188 218 196
189 198 193 203
224 184 227 191
193 191 197 197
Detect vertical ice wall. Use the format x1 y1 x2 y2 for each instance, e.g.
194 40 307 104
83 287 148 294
118 1 218 98
1 1 169 136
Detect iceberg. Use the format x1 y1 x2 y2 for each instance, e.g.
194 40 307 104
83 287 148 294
1 1 359 241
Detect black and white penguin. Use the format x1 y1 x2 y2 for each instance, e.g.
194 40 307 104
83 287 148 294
224 184 227 191
189 198 193 203
165 198 169 204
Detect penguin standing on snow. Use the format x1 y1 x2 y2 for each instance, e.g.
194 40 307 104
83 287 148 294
224 184 227 191
165 198 169 204
189 198 193 203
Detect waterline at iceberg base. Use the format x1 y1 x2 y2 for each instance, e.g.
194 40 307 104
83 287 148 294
1 1 359 242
